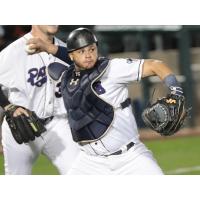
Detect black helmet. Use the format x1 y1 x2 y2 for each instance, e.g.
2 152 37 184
67 28 98 53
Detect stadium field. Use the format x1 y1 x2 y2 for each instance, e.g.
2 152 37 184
0 153 59 175
144 135 200 175
0 135 200 175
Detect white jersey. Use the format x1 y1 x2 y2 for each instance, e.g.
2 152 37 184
81 58 144 156
0 32 80 175
0 33 68 118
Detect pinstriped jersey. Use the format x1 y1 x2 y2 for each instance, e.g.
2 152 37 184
0 33 69 118
81 58 144 155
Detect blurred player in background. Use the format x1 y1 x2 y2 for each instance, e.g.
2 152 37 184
0 107 3 154
0 25 79 175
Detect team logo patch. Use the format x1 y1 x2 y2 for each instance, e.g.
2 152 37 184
93 81 105 95
70 78 79 86
126 58 134 64
126 58 138 64
27 66 47 87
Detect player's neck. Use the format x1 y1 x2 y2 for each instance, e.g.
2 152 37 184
30 30 54 44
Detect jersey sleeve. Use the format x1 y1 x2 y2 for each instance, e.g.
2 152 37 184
0 47 17 88
106 58 144 84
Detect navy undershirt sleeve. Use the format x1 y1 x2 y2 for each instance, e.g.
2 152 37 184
55 46 73 65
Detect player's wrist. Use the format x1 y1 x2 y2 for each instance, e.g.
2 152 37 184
47 44 58 55
163 74 184 96
169 86 184 96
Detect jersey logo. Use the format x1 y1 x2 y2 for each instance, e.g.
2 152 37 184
126 58 134 64
70 78 79 86
27 66 47 87
93 81 106 95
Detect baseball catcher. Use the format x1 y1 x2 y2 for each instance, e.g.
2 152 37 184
4 104 46 144
142 75 189 136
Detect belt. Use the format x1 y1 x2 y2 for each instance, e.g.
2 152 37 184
120 98 131 109
40 116 54 125
106 142 135 156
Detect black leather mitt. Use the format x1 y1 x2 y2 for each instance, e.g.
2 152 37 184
5 105 46 144
142 94 188 136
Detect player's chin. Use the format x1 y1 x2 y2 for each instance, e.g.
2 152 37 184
84 64 95 69
47 25 59 33
84 61 96 69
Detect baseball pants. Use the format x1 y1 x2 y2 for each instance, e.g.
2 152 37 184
2 116 80 175
67 142 163 175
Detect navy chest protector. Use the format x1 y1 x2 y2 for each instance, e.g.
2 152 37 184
61 58 131 143
61 58 114 143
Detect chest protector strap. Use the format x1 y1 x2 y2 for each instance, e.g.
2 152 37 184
61 58 129 143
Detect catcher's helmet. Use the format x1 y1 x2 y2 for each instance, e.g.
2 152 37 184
67 28 98 53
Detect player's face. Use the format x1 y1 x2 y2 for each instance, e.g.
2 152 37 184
70 43 98 70
37 25 59 35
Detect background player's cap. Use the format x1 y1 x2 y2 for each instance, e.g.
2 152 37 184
67 27 98 53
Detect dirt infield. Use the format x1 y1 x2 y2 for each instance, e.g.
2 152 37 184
139 126 200 141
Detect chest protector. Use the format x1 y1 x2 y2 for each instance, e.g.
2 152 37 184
61 58 114 143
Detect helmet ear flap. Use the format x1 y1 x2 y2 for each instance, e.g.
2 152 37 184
67 28 98 52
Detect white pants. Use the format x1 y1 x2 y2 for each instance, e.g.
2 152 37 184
0 108 3 154
2 116 80 175
68 142 163 175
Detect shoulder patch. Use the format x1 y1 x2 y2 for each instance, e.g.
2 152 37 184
126 58 134 64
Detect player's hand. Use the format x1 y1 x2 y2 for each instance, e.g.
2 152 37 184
4 104 29 117
26 38 58 55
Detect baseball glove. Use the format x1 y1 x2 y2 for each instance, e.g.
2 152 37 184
5 105 46 144
142 94 188 136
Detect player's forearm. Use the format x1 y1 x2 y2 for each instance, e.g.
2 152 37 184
34 41 72 63
54 46 73 64
46 43 58 55
142 59 183 96
27 38 72 64
153 61 173 80
142 59 173 80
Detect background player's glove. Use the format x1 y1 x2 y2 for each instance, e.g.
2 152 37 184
5 105 46 144
141 92 188 136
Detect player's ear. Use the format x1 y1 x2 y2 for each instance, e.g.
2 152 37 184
69 53 74 61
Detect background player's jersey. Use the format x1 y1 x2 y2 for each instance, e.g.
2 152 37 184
0 33 68 118
81 58 144 156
